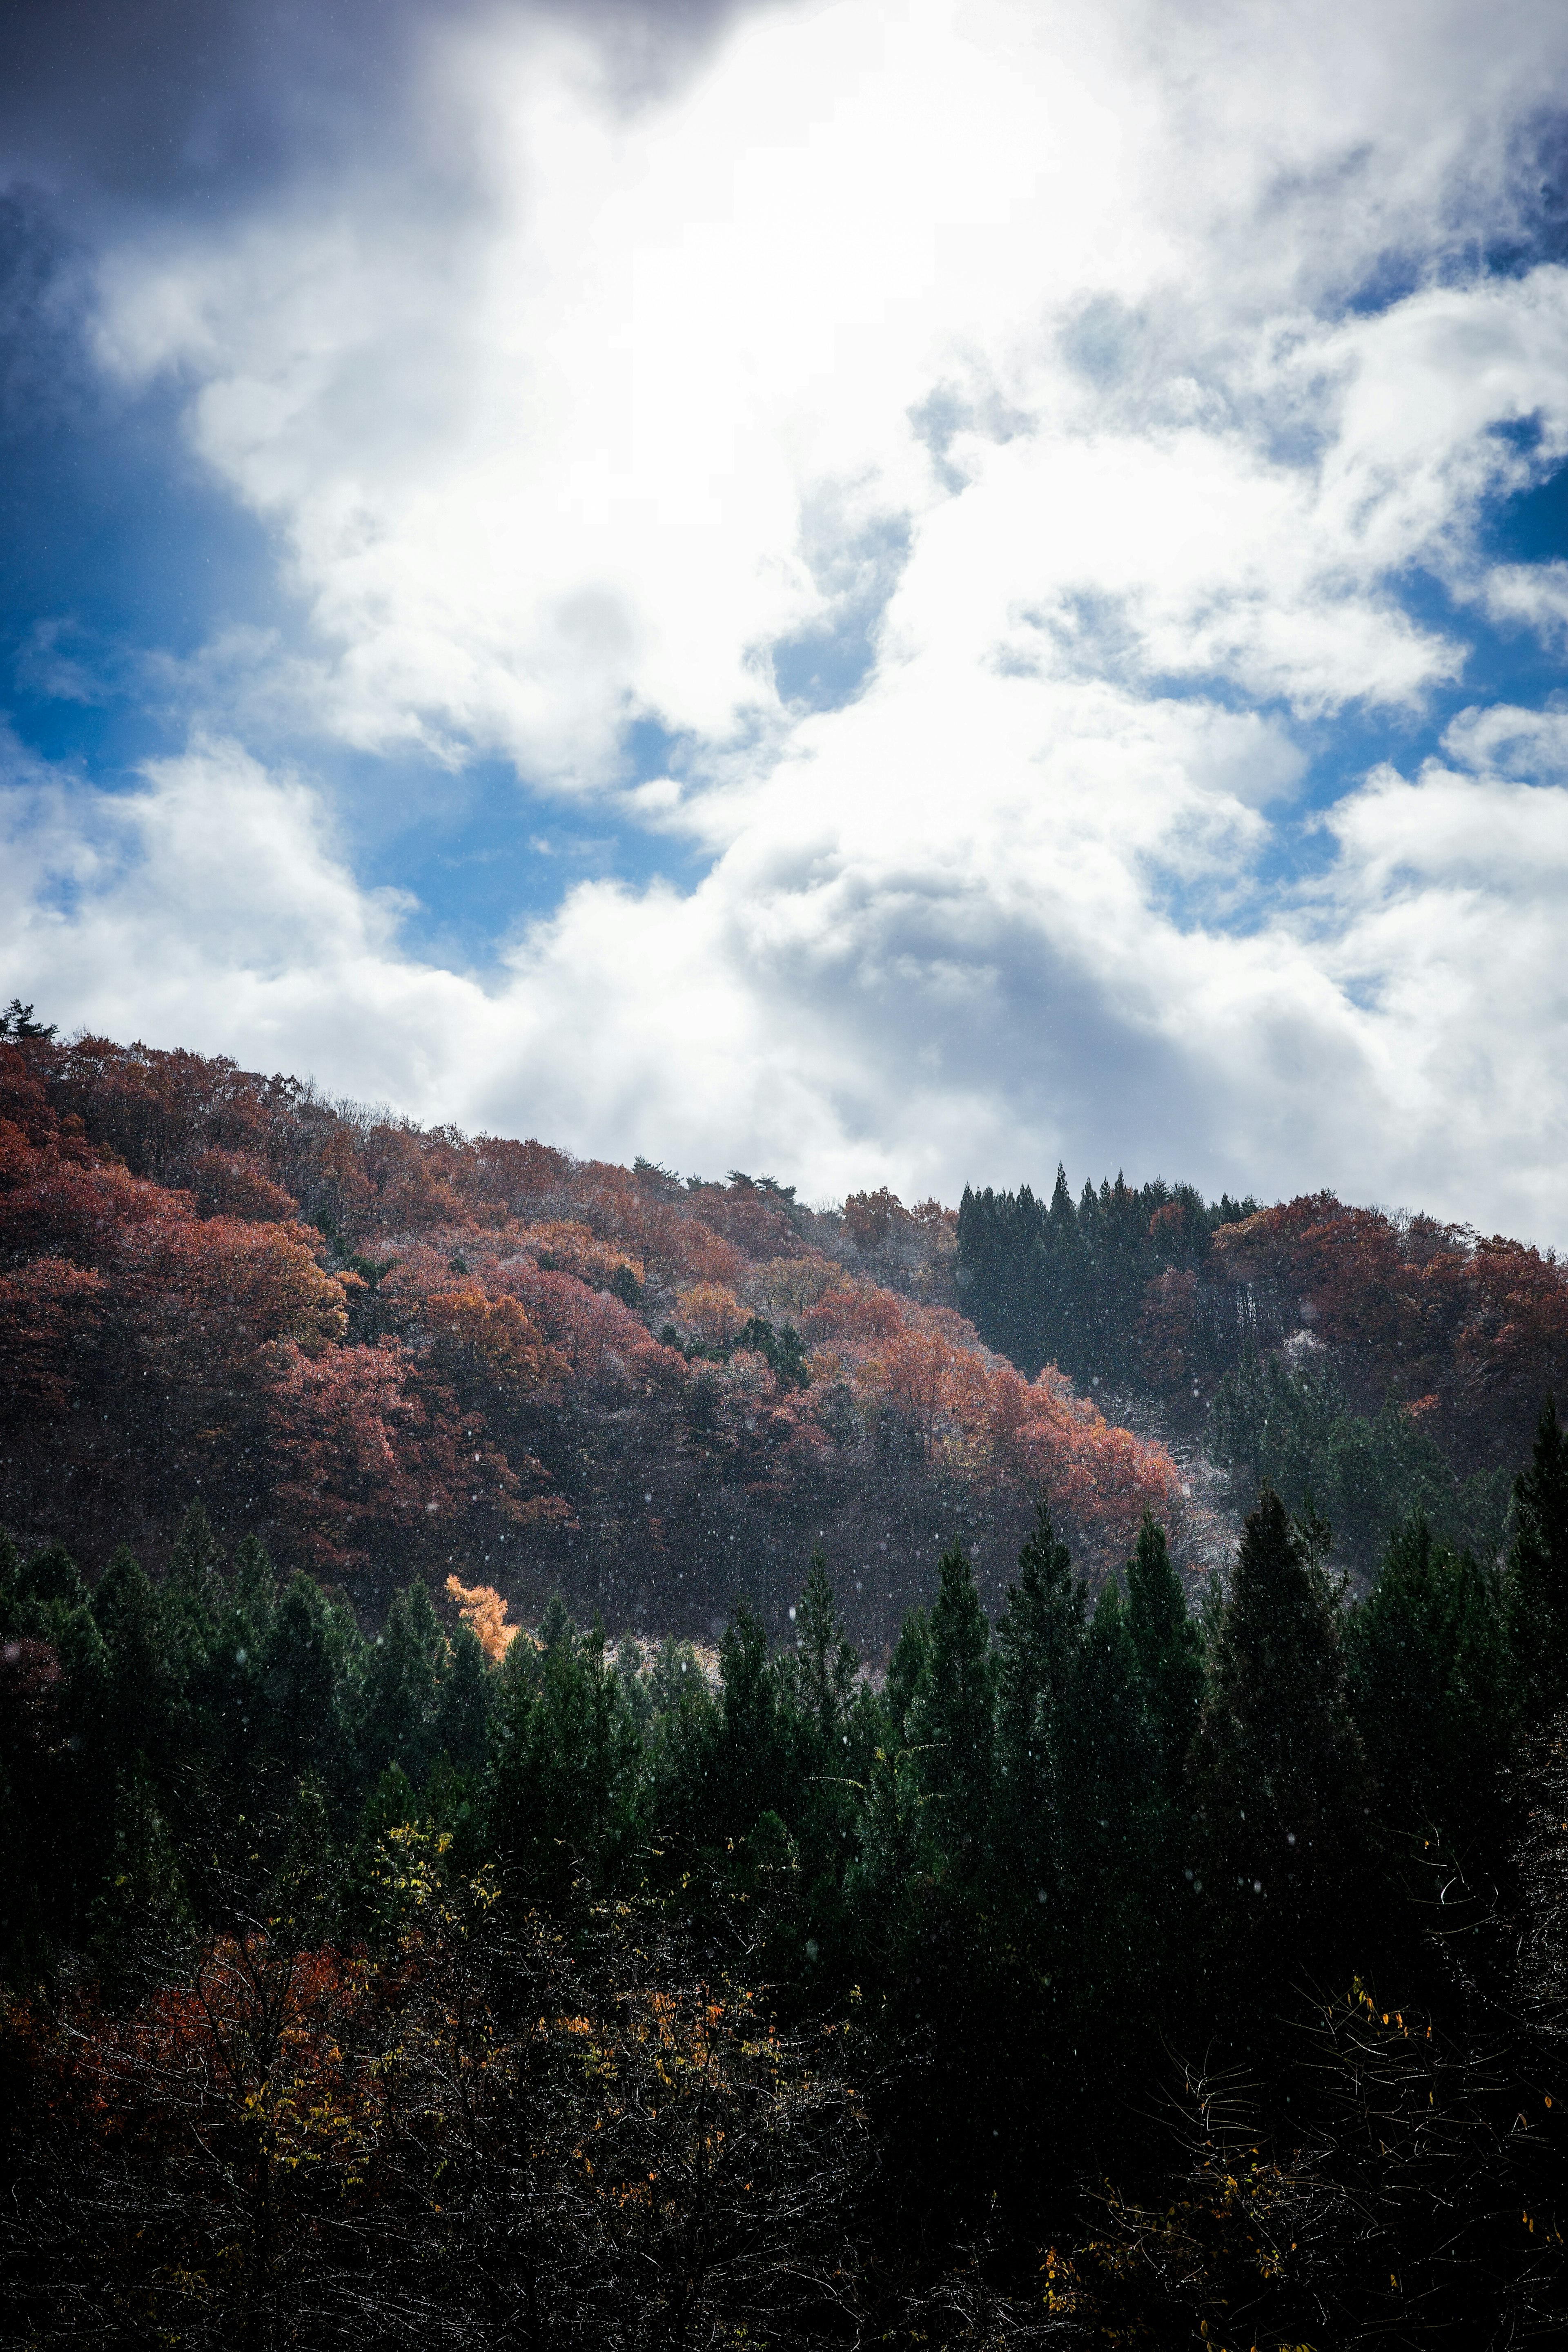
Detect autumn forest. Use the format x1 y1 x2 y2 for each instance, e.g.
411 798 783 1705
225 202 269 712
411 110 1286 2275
6 1005 1568 2345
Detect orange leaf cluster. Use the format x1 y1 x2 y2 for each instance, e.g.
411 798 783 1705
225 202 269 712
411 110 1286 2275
446 1574 521 1659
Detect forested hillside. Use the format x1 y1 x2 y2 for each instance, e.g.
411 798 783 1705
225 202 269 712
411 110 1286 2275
0 1015 1180 1642
960 1170 1568 1569
9 1005 1568 2345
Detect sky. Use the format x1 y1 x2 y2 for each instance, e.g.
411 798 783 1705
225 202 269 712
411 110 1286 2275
7 0 1568 1237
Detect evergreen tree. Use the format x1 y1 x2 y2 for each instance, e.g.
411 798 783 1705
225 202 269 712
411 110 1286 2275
1054 1582 1163 1993
1125 1512 1203 1794
1347 1512 1515 1858
995 1506 1082 1776
91 1546 174 1772
276 1774 339 1946
909 1543 995 1876
1505 1394 1568 1720
1188 1489 1372 1990
993 1503 1083 1913
1 1543 110 1948
434 1619 493 1778
168 1500 223 1595
361 1581 448 1787
793 1549 860 1748
490 1617 644 1902
200 1535 277 1802
538 1591 574 1656
845 1741 931 1957
344 1762 420 1939
229 1534 278 1656
883 1605 932 1745
257 1572 357 1799
709 1605 797 1844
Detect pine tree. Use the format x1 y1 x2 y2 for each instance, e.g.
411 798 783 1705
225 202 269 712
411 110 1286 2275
344 1762 419 1938
1188 1488 1371 1987
361 1581 448 1787
793 1549 860 1748
231 1534 278 1650
1125 1512 1203 1794
1505 1394 1568 1721
909 1543 995 1876
435 1620 493 1778
257 1572 356 1797
491 1617 645 1901
160 1504 222 1741
169 1500 223 1594
91 1546 173 1770
1347 1512 1515 1857
996 1505 1082 1779
86 1759 194 1998
993 1503 1083 1914
884 1606 932 1745
710 1605 797 1842
1054 1581 1163 2000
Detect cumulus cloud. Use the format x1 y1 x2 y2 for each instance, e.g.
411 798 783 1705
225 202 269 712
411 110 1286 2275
12 0 1568 1238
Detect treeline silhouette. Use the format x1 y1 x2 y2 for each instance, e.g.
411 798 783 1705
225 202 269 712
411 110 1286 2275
7 1405 1568 2344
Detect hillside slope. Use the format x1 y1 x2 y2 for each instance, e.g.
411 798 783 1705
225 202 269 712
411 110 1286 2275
0 1027 1181 1644
960 1173 1568 1569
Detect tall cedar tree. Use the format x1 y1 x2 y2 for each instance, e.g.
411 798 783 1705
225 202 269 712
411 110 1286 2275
1345 1511 1516 1864
1055 1581 1163 2002
993 1502 1083 1915
909 1541 995 1878
360 1580 448 1788
1125 1507 1204 1794
1187 1487 1372 1993
490 1614 645 1904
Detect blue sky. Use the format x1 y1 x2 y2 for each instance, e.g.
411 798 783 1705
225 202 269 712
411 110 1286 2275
8 0 1568 1238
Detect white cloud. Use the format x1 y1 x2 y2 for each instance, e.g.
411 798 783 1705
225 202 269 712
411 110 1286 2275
95 0 1568 771
1481 559 1568 647
17 0 1568 1240
1441 698 1568 778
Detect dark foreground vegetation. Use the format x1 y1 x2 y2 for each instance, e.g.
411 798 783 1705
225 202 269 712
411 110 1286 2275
9 1000 1568 2344
7 1405 1568 2347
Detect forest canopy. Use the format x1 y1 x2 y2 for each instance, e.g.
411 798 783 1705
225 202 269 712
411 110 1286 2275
9 1019 1568 2343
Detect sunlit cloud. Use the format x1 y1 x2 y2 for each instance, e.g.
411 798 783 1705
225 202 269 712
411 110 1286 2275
9 0 1568 1235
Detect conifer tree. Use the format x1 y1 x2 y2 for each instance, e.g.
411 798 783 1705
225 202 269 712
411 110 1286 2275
231 1534 278 1650
910 1543 995 1875
434 1619 492 1778
277 1774 338 1944
91 1546 173 1770
491 1616 644 1901
199 1535 276 1800
257 1572 356 1797
345 1762 420 1938
995 1505 1082 1784
993 1503 1083 1915
1055 1581 1163 1995
1348 1512 1515 1856
705 1605 797 1843
168 1500 223 1594
884 1605 932 1745
86 1759 193 1998
1505 1394 1568 1720
361 1581 448 1787
793 1549 860 1748
1188 1488 1371 1986
158 1505 223 1743
1125 1511 1203 1794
